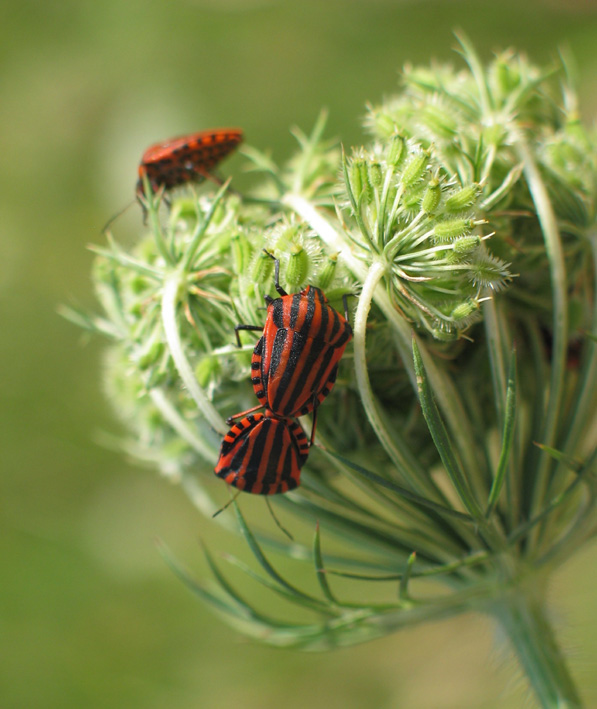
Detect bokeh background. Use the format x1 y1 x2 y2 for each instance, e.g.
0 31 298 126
2 1 597 707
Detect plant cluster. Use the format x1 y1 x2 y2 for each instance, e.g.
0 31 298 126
67 38 596 707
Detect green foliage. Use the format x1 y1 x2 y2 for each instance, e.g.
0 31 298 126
72 38 597 708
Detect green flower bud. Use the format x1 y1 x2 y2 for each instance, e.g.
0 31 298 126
444 184 480 213
451 298 479 321
368 161 383 189
469 250 511 291
401 151 428 187
285 244 310 288
130 275 150 294
387 134 406 167
375 112 398 138
129 300 143 318
349 159 364 199
169 198 197 222
317 252 338 290
453 235 481 255
430 326 458 342
403 184 426 212
138 341 165 370
274 224 301 252
145 367 168 389
250 248 274 285
421 104 457 139
433 218 474 242
360 161 374 204
421 178 441 214
482 123 507 147
494 55 520 95
447 235 481 263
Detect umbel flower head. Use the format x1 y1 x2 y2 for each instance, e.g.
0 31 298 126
67 37 596 707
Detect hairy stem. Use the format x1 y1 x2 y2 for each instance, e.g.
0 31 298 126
494 585 582 708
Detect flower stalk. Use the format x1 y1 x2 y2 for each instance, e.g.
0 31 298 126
495 580 582 708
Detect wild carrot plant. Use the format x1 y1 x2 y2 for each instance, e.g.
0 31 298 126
67 38 596 707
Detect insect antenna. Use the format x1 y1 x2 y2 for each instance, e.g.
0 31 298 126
101 199 136 234
212 489 242 518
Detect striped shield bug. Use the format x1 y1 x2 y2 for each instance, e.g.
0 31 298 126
136 128 243 199
215 412 309 495
233 252 352 439
102 128 243 232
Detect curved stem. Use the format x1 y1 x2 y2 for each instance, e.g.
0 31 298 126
353 261 442 499
162 271 228 436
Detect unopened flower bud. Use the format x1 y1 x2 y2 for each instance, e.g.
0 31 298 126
422 178 441 214
434 218 474 242
401 151 428 187
387 134 406 167
285 244 310 288
444 184 480 213
421 104 457 139
251 249 274 285
317 252 338 290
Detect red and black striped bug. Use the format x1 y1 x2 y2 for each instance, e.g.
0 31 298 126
232 252 353 441
102 128 243 232
215 411 309 495
136 128 243 199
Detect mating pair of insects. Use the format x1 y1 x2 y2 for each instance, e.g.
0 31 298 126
215 254 353 495
134 128 352 494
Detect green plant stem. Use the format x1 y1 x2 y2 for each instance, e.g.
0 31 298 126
494 585 582 708
515 140 568 533
353 260 441 498
161 271 228 435
148 387 217 461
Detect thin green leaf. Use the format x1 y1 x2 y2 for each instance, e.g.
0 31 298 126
222 554 338 616
233 500 324 603
327 550 489 582
181 178 231 271
412 338 484 520
486 347 517 517
313 523 340 605
88 242 163 279
253 530 411 574
399 552 417 600
140 175 174 266
157 539 261 622
277 493 441 565
325 449 473 523
57 304 122 339
224 551 405 615
507 458 593 546
534 444 584 474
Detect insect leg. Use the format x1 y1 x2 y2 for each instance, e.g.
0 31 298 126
262 249 288 297
309 397 320 447
225 404 263 425
234 324 263 347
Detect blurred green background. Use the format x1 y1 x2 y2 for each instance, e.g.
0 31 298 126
2 1 597 707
